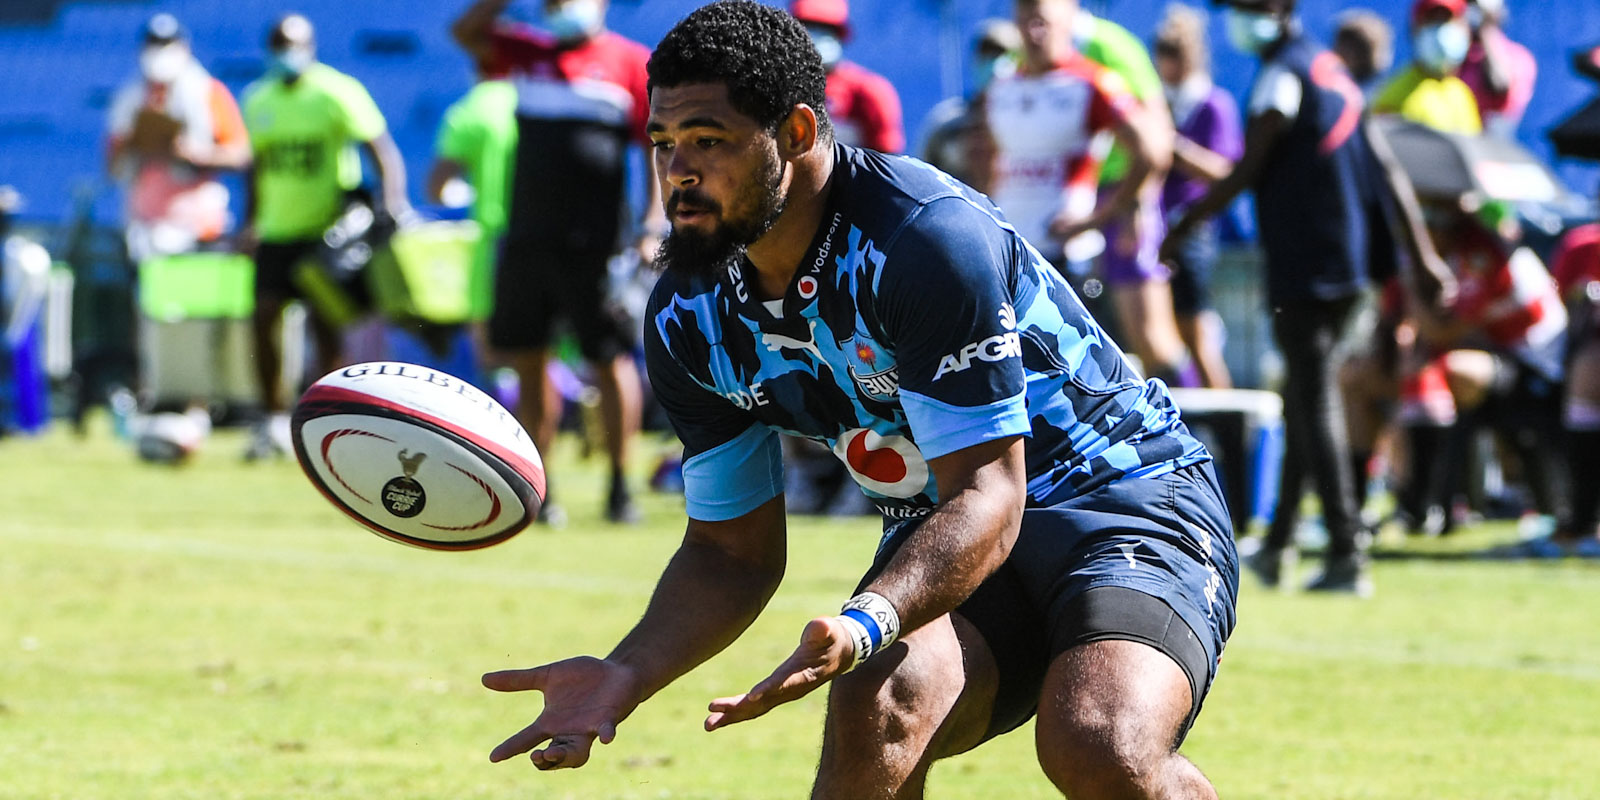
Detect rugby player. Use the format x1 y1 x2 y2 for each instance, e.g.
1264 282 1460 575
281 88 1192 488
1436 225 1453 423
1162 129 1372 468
482 3 1239 797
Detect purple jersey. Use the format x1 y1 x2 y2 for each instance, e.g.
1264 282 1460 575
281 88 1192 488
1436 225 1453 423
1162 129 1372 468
1160 79 1242 216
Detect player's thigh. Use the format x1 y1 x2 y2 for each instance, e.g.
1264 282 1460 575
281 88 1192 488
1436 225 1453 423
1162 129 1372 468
1441 348 1496 409
823 610 999 762
1014 463 1239 744
1035 637 1196 781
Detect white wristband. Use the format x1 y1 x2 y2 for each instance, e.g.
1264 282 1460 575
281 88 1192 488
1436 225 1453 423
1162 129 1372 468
836 591 901 671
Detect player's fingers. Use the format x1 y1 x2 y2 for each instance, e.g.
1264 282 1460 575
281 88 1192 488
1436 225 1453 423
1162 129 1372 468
482 665 550 693
531 734 594 770
489 720 552 763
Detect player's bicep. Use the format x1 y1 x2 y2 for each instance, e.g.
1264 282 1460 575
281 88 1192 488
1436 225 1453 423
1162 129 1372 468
683 494 787 575
644 312 783 521
879 200 1030 460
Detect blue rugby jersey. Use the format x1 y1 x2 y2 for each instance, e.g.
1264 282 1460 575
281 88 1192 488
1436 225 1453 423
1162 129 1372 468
644 144 1209 526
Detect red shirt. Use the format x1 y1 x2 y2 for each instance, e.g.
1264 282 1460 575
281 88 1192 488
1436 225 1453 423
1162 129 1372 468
825 60 905 154
491 26 651 144
1447 224 1566 362
1551 222 1600 328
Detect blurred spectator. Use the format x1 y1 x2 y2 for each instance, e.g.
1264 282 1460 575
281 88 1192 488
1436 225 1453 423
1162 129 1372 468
1164 0 1395 594
106 14 249 263
1413 199 1569 538
1458 0 1537 138
919 18 1019 191
427 56 517 330
453 0 659 525
1333 9 1395 92
1069 0 1196 388
1373 0 1481 135
790 0 905 153
240 14 410 459
1154 3 1240 389
1549 207 1600 550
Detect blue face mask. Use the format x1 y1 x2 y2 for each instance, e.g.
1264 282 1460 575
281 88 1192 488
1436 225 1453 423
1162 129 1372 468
1224 8 1283 55
547 0 603 42
971 55 1014 93
806 25 844 69
267 46 314 79
1414 22 1470 75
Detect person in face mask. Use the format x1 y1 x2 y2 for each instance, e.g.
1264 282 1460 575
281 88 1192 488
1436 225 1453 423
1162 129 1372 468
451 0 661 525
1457 0 1537 138
788 0 904 154
1372 0 1483 136
918 19 1019 191
1165 0 1423 595
105 13 250 261
239 13 411 461
1153 3 1240 390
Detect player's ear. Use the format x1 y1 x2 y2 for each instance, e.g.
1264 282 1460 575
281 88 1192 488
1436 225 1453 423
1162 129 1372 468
777 104 819 158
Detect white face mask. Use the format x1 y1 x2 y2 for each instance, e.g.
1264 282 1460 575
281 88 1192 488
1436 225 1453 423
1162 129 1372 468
547 0 604 42
1414 21 1470 74
806 25 844 69
1224 8 1283 55
140 43 188 84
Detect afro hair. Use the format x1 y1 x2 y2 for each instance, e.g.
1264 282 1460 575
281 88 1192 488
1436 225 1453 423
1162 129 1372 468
648 0 833 140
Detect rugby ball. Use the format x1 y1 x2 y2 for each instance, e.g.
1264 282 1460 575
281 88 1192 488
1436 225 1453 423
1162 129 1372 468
290 362 544 550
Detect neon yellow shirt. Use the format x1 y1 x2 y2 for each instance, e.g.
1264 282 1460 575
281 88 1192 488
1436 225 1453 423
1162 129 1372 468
1374 66 1483 136
434 79 517 319
243 64 388 242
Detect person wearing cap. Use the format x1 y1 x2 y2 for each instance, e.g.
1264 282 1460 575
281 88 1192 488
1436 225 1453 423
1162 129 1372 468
1152 3 1240 390
452 0 661 525
239 13 410 460
1457 0 1537 138
1372 0 1482 136
790 0 905 154
919 19 1019 192
1163 0 1408 595
106 13 250 262
1547 194 1600 554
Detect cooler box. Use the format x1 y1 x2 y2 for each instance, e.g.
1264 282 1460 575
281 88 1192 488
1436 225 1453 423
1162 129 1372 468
369 220 481 325
137 252 259 409
1168 388 1284 533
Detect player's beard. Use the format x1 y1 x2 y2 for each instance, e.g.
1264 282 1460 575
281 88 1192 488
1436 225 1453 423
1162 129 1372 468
656 145 787 281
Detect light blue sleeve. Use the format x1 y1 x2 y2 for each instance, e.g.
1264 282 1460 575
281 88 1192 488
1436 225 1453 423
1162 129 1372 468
682 423 785 521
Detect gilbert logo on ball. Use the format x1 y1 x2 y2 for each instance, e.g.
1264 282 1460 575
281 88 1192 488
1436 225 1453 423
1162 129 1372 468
291 362 545 550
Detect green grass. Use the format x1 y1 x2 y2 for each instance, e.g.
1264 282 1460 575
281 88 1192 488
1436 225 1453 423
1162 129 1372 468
3 422 1599 799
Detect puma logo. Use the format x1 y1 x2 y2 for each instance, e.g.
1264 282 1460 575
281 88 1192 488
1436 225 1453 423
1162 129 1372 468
761 319 825 363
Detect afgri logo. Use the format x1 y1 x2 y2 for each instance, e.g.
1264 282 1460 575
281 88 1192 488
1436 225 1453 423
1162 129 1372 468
933 303 1022 380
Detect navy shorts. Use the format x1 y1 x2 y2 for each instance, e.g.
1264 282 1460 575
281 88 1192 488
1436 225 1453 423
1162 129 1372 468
858 461 1240 743
489 237 636 361
1167 219 1219 316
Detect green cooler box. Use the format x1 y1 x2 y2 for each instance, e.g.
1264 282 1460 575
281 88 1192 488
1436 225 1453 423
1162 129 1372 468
137 252 259 409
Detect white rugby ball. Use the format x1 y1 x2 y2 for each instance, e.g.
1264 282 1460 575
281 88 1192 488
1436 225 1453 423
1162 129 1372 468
290 362 544 550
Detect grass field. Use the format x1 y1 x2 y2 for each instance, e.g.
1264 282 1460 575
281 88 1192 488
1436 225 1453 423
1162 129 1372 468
3 422 1600 799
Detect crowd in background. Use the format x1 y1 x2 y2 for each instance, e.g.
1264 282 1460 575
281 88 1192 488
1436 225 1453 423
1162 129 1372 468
8 0 1599 569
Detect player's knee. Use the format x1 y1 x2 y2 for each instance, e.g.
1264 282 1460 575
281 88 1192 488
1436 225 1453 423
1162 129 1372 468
825 655 926 748
1036 696 1173 796
1036 710 1164 796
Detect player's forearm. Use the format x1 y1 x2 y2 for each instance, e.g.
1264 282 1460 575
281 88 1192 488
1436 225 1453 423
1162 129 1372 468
608 537 785 701
864 441 1025 636
1172 136 1234 184
365 135 410 214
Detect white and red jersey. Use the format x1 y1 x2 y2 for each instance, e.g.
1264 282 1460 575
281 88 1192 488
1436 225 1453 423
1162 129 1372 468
1551 223 1600 332
983 53 1136 254
1448 225 1567 376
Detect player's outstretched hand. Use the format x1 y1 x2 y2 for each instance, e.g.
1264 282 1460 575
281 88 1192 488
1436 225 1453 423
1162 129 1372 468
704 615 854 732
483 656 644 770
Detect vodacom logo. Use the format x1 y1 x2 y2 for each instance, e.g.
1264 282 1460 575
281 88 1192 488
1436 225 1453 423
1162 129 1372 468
831 429 929 498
